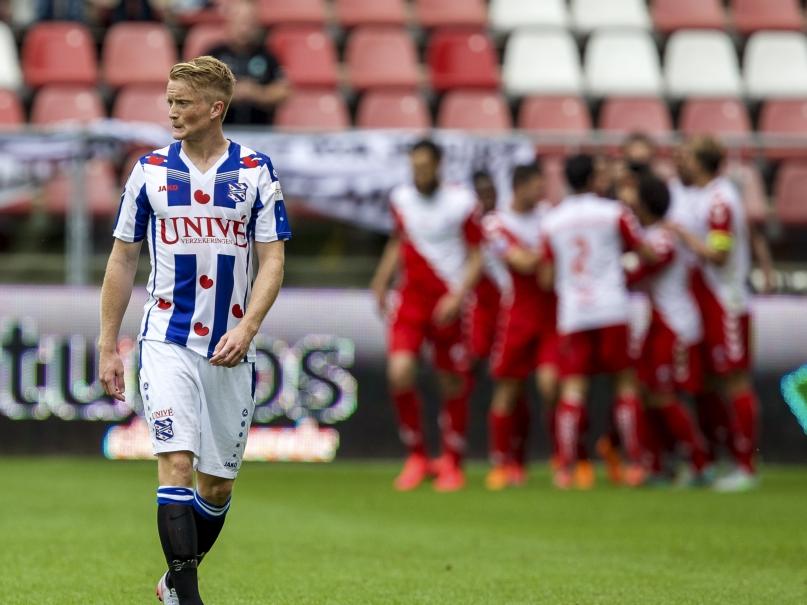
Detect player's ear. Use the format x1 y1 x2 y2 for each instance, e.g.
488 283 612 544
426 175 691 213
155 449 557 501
210 99 225 121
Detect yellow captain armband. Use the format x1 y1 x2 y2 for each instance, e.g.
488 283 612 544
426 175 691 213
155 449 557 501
707 230 733 252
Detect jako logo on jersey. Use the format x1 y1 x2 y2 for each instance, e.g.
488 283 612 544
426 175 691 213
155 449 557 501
227 182 248 204
160 216 248 247
158 185 179 192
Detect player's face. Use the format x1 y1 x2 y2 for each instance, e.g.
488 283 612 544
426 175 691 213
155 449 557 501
523 174 543 206
673 145 694 186
166 79 220 142
474 177 496 213
410 149 439 195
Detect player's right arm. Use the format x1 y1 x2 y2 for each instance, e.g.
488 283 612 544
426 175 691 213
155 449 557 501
98 238 142 401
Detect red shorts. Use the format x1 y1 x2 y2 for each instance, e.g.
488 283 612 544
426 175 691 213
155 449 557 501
558 324 631 377
388 292 470 373
490 309 560 380
697 297 751 376
638 316 703 394
467 276 500 360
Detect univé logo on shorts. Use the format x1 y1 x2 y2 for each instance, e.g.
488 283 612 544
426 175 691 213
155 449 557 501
154 418 175 442
150 408 173 420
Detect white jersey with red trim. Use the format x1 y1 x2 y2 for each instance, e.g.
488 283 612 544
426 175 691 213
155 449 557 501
668 177 700 268
542 194 643 334
390 182 481 297
696 177 751 313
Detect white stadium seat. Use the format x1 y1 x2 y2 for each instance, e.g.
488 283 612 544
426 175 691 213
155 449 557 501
585 30 663 96
664 30 743 97
0 22 23 89
490 0 569 32
503 30 582 96
571 0 650 31
744 32 807 99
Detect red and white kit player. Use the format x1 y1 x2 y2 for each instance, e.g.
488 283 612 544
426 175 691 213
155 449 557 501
626 174 710 482
370 139 482 493
482 163 559 491
672 136 759 492
540 154 657 489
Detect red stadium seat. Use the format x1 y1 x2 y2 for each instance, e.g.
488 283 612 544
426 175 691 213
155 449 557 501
45 160 118 217
732 0 803 35
113 86 170 129
415 0 487 28
256 0 326 27
275 90 349 130
335 0 407 27
270 27 339 88
183 23 229 60
427 30 499 91
346 27 420 90
0 90 24 128
31 86 105 125
22 22 98 87
518 96 591 154
652 0 726 33
679 99 751 136
356 91 431 129
759 100 807 159
437 90 512 132
773 161 807 225
598 97 672 135
102 23 177 88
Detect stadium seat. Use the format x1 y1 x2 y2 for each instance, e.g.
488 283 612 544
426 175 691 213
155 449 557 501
503 30 582 96
356 91 431 129
584 30 662 97
112 86 170 128
0 23 22 90
0 89 24 128
414 0 487 29
678 99 751 136
773 161 807 225
183 23 229 60
744 32 807 99
102 23 178 88
30 86 105 125
256 0 327 27
437 90 512 132
598 97 672 136
427 30 498 91
518 96 591 155
45 160 118 217
335 0 407 27
490 0 569 31
274 90 349 130
759 100 807 159
664 30 742 97
347 27 420 90
652 0 726 33
731 0 803 35
571 0 651 31
22 22 97 87
270 27 339 88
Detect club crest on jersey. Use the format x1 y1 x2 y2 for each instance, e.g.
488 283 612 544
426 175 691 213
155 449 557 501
227 182 248 204
154 418 174 441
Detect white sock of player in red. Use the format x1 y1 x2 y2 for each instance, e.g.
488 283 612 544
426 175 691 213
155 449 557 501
391 389 426 457
730 390 759 473
555 399 585 469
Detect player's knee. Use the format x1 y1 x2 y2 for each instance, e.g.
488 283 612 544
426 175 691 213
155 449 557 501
198 480 233 506
388 357 416 392
158 452 194 486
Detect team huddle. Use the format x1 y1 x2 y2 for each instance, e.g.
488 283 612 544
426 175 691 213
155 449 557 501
372 136 760 494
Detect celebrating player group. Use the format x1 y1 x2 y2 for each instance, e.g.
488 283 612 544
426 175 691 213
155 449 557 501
372 135 761 495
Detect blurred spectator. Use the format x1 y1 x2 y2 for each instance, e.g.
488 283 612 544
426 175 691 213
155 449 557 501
472 170 497 214
35 0 162 22
205 0 290 125
35 0 88 21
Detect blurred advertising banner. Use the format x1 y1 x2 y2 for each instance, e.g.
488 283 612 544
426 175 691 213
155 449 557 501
2 286 807 461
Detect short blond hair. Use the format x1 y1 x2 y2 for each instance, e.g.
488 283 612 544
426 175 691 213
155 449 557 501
169 56 236 118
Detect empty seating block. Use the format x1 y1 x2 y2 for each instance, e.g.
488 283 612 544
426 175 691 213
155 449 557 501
335 0 407 27
744 32 807 99
356 91 431 129
0 23 22 89
571 0 650 31
347 27 420 90
183 23 229 60
428 30 498 91
774 161 807 225
23 22 97 87
679 99 750 136
518 96 591 133
490 0 569 32
31 86 105 125
113 86 170 128
103 23 177 88
759 100 807 158
598 97 672 135
437 90 512 132
45 160 118 217
271 28 339 88
0 89 23 127
584 30 662 97
664 30 742 97
275 90 349 130
415 0 487 29
652 0 726 32
256 0 326 27
731 0 803 35
503 30 582 96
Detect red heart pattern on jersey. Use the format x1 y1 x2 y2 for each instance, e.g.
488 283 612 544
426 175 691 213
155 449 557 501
241 156 259 168
199 275 213 289
194 189 210 204
147 154 166 165
193 322 209 336
157 298 172 309
232 304 244 318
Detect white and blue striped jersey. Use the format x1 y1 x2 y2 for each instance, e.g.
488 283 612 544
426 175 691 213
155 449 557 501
113 140 291 362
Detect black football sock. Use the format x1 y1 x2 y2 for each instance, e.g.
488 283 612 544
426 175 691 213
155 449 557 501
192 490 231 564
157 487 204 605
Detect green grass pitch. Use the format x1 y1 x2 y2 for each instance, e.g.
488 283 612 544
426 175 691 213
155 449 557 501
2 458 806 604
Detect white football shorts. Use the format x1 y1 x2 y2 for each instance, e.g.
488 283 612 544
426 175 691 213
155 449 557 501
139 339 256 479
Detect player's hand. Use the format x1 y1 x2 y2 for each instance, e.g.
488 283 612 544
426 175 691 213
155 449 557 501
99 348 126 402
210 324 255 367
371 283 389 316
433 291 463 326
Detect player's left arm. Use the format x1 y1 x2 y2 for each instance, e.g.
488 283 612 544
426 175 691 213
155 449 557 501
619 209 661 265
749 222 775 292
210 240 285 367
433 209 483 326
